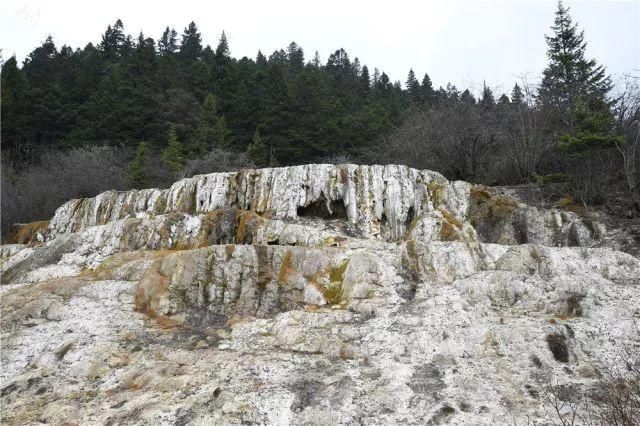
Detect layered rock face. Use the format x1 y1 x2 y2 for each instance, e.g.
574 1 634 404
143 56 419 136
1 164 638 424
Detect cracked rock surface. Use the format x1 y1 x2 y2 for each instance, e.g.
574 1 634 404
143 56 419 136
1 164 639 424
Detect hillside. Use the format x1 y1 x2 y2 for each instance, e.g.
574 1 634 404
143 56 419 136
1 164 639 424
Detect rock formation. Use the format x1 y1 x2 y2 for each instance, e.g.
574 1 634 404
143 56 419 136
1 164 638 424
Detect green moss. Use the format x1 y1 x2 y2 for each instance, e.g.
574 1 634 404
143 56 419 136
468 186 519 228
324 260 349 304
329 259 349 283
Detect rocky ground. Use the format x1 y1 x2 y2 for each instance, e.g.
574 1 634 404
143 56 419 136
1 164 639 424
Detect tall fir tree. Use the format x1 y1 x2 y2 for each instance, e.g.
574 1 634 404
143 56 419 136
162 125 186 176
537 0 613 145
511 83 524 105
215 31 230 58
99 19 126 59
286 42 304 70
360 65 370 91
179 22 203 61
129 141 148 187
194 93 232 150
480 83 495 109
246 129 269 166
405 69 420 101
420 73 435 105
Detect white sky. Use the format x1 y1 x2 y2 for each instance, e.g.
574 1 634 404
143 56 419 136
2 0 639 96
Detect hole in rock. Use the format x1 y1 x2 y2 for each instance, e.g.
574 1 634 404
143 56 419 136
297 198 347 220
404 206 415 230
546 333 569 363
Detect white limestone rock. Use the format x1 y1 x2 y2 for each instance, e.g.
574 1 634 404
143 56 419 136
1 164 638 424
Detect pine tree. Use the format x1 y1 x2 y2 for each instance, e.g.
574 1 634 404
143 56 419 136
158 27 178 55
246 129 269 165
405 69 420 100
256 50 267 66
480 83 495 109
129 141 148 187
460 89 476 105
194 93 232 150
162 125 186 176
287 42 304 69
537 0 613 139
511 83 524 105
215 31 230 58
99 19 126 59
420 73 435 105
498 94 510 105
180 22 203 61
360 65 370 91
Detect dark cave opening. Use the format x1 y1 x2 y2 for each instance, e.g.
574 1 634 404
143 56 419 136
297 198 348 220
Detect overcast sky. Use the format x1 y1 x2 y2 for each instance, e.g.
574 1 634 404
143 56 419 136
2 0 638 96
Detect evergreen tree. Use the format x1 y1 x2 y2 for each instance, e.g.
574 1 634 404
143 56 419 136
460 89 476 105
162 125 186 175
129 141 148 187
180 22 203 61
194 93 232 150
420 73 435 105
99 19 126 59
360 65 370 91
158 27 178 55
405 69 420 100
287 42 304 70
215 31 230 58
256 50 267 66
246 129 269 165
511 83 524 105
498 94 510 105
537 0 613 138
480 83 495 109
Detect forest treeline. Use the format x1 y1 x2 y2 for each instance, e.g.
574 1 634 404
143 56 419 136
1 19 411 163
2 1 640 236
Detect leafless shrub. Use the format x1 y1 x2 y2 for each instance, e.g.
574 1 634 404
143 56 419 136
589 349 640 425
539 348 640 425
180 149 255 177
318 154 359 165
540 381 583 426
2 146 130 239
370 102 500 182
614 76 640 213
